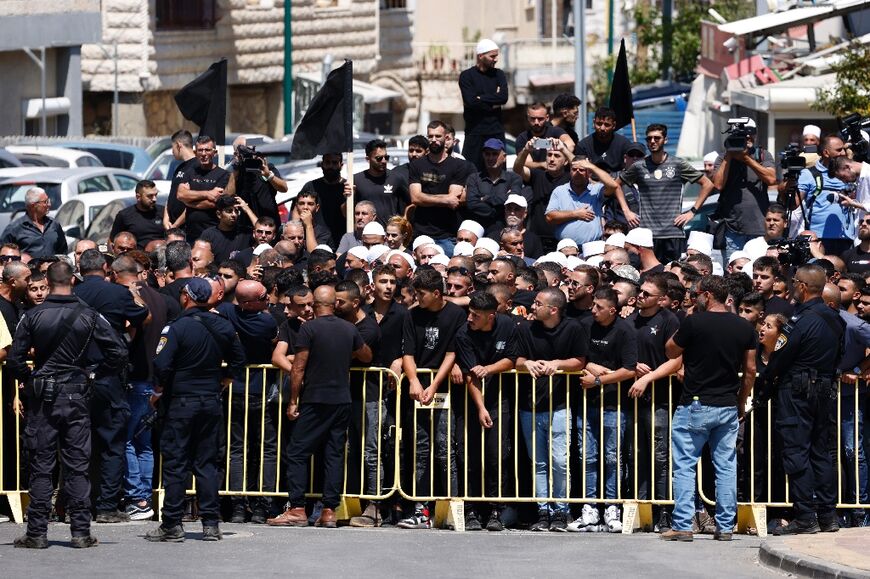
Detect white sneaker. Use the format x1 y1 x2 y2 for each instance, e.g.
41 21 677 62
573 504 600 532
567 516 584 532
604 505 622 533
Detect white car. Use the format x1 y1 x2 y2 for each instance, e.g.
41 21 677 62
54 191 138 246
5 145 103 168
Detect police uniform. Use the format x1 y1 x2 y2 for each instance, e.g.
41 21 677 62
768 296 844 531
8 294 128 546
150 287 245 539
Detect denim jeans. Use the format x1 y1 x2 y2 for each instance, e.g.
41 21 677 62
347 396 395 496
519 407 570 514
579 407 626 500
721 229 755 265
671 403 739 532
634 404 671 501
124 380 154 503
432 238 455 257
841 392 868 508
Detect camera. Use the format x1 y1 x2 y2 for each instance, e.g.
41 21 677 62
723 117 754 152
774 235 812 267
236 144 265 173
839 113 870 163
779 142 806 181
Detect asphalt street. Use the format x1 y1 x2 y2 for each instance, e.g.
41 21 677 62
0 521 785 578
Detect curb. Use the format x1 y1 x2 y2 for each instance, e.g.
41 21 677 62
759 540 870 578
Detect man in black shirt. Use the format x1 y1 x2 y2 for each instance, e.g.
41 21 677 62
663 275 755 541
296 153 348 249
455 292 518 531
163 129 196 230
551 93 581 149
111 180 165 249
198 195 254 264
842 214 870 274
752 256 794 317
564 267 597 320
158 241 193 321
0 261 29 329
226 136 287 229
353 139 409 223
267 285 371 528
513 138 572 252
465 138 524 236
458 38 508 172
177 136 230 242
576 107 632 175
398 268 466 529
515 102 574 169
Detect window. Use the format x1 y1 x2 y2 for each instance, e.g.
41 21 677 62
381 0 407 8
55 200 84 231
156 0 217 30
78 176 113 194
113 174 139 191
0 183 62 213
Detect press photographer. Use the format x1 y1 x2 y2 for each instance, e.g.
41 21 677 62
226 136 287 230
711 117 777 262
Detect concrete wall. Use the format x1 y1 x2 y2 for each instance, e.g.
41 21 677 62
0 50 59 135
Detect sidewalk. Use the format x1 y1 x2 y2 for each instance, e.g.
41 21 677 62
760 528 870 578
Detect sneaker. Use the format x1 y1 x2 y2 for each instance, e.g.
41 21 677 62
654 509 672 533
202 525 222 541
818 514 840 533
71 534 99 548
144 525 185 542
349 503 382 528
307 501 323 526
465 510 483 531
486 510 504 532
95 510 130 523
14 534 48 549
859 514 870 528
773 518 820 536
397 505 430 529
230 503 247 524
713 529 732 541
604 505 623 533
549 511 568 532
529 510 550 532
695 510 716 534
569 504 600 532
250 505 267 525
125 502 154 521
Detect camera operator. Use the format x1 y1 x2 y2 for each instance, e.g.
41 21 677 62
226 136 287 231
830 155 870 226
711 117 777 263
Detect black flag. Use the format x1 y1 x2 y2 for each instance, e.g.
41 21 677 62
608 40 634 131
290 60 353 160
174 59 227 146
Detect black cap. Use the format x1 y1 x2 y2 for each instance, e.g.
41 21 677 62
626 142 646 155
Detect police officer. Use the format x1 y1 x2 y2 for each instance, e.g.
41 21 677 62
9 261 128 549
145 277 245 542
768 264 845 535
74 248 149 522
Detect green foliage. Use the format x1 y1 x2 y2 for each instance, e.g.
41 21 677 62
814 40 870 117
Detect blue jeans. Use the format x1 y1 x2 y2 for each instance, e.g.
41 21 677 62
671 403 739 532
519 407 570 514
841 392 869 508
721 229 755 265
124 381 154 502
432 237 455 257
579 407 626 500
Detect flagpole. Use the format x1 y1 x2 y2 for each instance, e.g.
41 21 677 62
344 61 355 234
631 118 637 143
345 153 354 234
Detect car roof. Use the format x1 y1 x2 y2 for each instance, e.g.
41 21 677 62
5 145 102 164
0 167 139 183
60 191 137 205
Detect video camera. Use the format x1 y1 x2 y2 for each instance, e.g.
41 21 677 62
839 113 870 163
235 137 267 174
723 117 754 152
779 142 806 181
774 235 812 268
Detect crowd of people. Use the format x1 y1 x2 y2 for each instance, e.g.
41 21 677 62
4 39 870 547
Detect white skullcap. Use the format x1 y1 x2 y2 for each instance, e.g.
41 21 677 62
314 244 334 253
362 221 385 236
743 236 769 261
347 245 369 260
703 151 719 164
252 243 273 256
802 124 821 139
605 232 626 248
566 256 584 270
586 255 604 268
476 38 499 55
557 239 578 251
420 243 444 256
366 244 390 263
625 227 654 248
429 254 450 267
582 240 606 258
412 235 435 250
728 250 750 264
474 238 500 257
712 262 724 276
687 230 714 256
458 220 485 239
453 241 475 257
387 250 416 271
537 251 568 268
504 194 528 208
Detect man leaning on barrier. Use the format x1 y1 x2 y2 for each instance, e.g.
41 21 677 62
9 261 128 549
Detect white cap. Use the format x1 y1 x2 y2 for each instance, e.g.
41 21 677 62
703 151 719 164
687 231 714 256
476 38 499 55
728 250 750 264
556 238 578 251
586 255 604 268
537 251 568 268
745 118 757 129
347 245 369 261
420 243 445 256
252 243 273 256
412 235 435 250
802 124 821 138
366 244 390 263
474 237 500 257
387 250 416 271
712 262 724 276
453 241 475 256
314 244 334 253
504 194 528 208
605 232 626 248
429 254 450 267
582 240 606 258
362 221 385 236
625 227 654 248
458 219 485 239
743 236 769 261
566 256 584 270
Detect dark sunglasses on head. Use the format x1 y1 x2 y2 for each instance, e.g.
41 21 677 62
447 266 471 277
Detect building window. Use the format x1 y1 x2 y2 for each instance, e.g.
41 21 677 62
156 0 217 30
381 0 407 8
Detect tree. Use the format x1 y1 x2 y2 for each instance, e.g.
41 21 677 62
814 40 870 117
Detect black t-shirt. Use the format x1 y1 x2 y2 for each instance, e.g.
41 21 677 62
628 308 681 404
565 302 593 322
158 277 187 321
231 162 282 229
354 169 409 223
408 155 468 239
181 163 230 242
517 317 588 411
277 316 303 352
110 204 166 249
168 157 196 223
576 132 631 175
402 301 466 369
365 301 409 367
842 245 870 274
764 295 794 318
672 311 755 407
527 168 569 240
455 314 519 373
515 126 568 162
582 316 638 406
199 226 253 264
351 314 383 401
0 294 20 333
298 177 346 249
295 315 364 405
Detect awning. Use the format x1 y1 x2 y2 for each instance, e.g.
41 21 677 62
296 72 401 104
718 0 869 39
729 73 836 113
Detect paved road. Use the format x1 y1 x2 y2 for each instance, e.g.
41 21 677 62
0 522 785 578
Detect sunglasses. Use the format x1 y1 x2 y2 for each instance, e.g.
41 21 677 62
219 273 236 279
646 136 664 142
639 289 660 298
447 266 471 276
373 155 390 162
0 255 21 262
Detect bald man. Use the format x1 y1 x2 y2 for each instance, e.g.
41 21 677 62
268 285 372 528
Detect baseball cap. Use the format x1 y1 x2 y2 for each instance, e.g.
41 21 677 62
504 194 528 208
483 138 505 151
625 142 646 156
184 277 212 303
625 227 653 248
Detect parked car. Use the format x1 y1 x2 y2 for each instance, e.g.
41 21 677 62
46 142 153 176
5 145 103 168
54 190 137 246
84 192 168 246
0 167 140 233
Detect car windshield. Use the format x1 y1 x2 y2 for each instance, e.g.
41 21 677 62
0 183 62 213
75 148 134 170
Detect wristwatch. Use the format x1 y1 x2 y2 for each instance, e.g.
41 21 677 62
593 376 602 388
263 171 274 182
688 206 698 214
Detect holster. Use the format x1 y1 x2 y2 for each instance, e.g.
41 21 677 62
29 377 59 404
